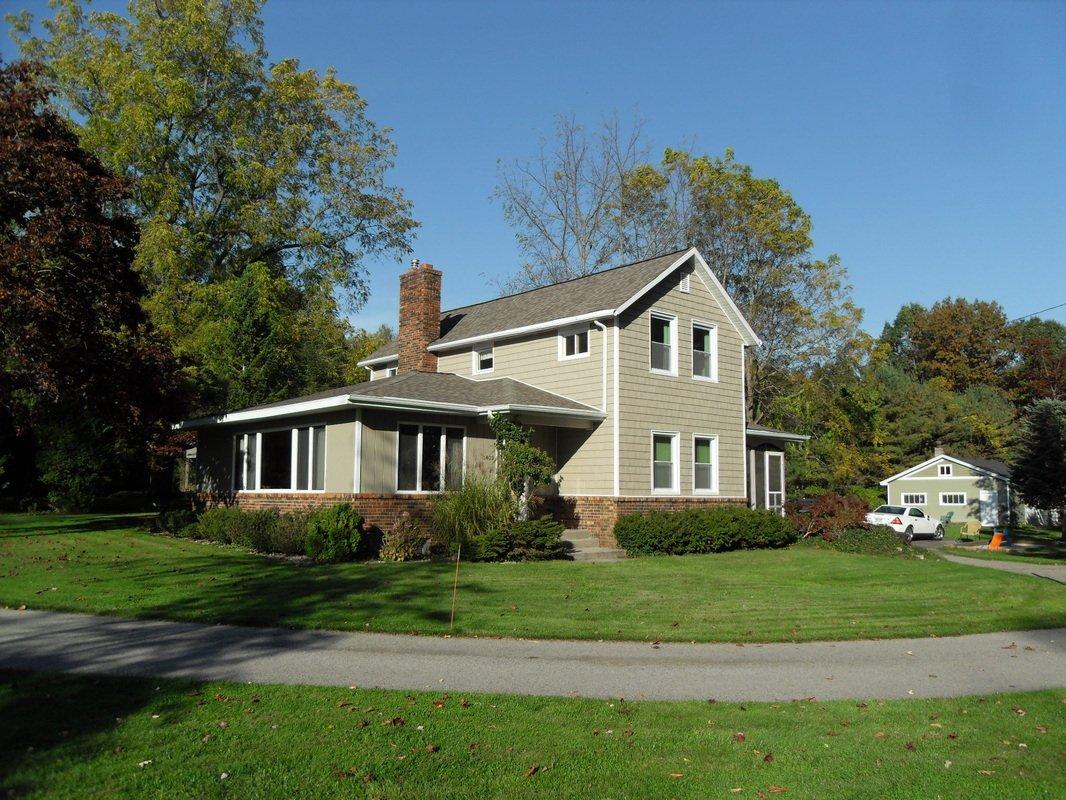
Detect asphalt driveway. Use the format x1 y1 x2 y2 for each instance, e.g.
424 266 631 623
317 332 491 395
1 608 1062 701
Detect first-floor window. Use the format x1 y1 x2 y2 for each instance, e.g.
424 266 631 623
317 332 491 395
940 492 966 506
693 435 718 493
652 432 678 493
901 492 926 505
398 424 465 492
233 425 325 491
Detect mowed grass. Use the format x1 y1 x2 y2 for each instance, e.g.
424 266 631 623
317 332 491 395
0 670 1061 799
943 547 1065 566
1 513 1064 643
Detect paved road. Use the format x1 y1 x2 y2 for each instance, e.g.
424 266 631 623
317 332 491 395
1 609 1063 701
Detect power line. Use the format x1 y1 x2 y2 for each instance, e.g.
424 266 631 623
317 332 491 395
1009 301 1066 323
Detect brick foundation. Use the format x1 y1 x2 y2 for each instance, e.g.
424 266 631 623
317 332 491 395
206 492 438 534
204 491 746 546
545 495 747 546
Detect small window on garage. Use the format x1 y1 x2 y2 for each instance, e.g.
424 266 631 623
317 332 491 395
901 492 926 505
938 464 952 476
940 492 966 506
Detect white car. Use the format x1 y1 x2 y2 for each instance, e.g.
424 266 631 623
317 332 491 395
866 505 944 542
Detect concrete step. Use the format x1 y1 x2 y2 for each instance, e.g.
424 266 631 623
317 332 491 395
570 548 627 562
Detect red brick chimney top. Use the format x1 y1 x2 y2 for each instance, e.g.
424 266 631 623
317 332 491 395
397 259 441 374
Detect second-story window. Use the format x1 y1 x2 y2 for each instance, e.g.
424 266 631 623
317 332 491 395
650 312 676 374
473 343 494 374
692 322 718 381
558 324 590 360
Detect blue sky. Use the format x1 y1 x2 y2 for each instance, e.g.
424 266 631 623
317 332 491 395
5 0 1064 335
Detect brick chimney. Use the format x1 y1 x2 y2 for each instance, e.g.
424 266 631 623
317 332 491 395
933 441 945 457
397 259 441 373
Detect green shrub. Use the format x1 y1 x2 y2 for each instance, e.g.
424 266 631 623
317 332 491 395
193 506 244 544
379 514 429 562
226 509 279 551
152 508 198 536
614 507 796 556
474 518 568 561
815 525 917 557
432 474 515 550
305 503 363 563
268 511 310 556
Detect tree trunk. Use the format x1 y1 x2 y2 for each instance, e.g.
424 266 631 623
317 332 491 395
1059 507 1066 535
517 477 532 522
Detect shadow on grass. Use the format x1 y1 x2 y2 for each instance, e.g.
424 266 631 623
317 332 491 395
0 513 152 538
113 551 492 634
0 669 183 796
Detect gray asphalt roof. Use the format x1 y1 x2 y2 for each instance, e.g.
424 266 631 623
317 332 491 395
182 372 599 426
948 454 1011 477
364 249 689 361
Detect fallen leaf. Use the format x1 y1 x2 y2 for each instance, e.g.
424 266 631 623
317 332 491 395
978 769 994 776
426 744 439 753
460 698 471 708
729 789 743 794
524 764 539 779
943 758 952 768
769 786 788 794
905 742 916 752
137 760 152 768
764 753 775 763
874 731 887 740
383 717 405 727
948 732 959 740
669 773 684 779
16 605 26 611
1012 707 1026 716
1002 642 1017 651
1036 724 1049 734
218 721 228 729
220 773 229 780
733 732 746 742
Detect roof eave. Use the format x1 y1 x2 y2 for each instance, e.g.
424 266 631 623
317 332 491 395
173 395 355 431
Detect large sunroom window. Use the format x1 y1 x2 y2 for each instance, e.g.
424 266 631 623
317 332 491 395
398 424 465 492
232 425 325 492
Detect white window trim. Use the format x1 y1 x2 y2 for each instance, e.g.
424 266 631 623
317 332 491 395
692 433 719 495
396 422 466 494
764 450 786 515
472 343 494 375
649 310 678 376
650 430 680 495
233 425 326 493
557 323 591 361
691 319 719 383
901 492 927 505
938 464 952 476
939 492 967 506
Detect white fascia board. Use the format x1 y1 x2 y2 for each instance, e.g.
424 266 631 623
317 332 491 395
345 396 480 415
612 250 694 317
356 354 398 368
880 454 1005 485
174 395 354 430
745 428 810 443
479 404 606 421
426 310 614 353
689 250 762 347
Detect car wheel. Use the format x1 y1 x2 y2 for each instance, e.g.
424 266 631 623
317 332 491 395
934 525 944 540
904 525 914 543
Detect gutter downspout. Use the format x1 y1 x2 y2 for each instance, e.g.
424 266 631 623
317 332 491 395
593 320 608 413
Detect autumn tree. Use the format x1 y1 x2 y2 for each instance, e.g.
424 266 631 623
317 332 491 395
10 0 416 409
881 298 1015 391
0 60 183 506
1006 318 1066 405
1012 400 1066 533
495 118 866 419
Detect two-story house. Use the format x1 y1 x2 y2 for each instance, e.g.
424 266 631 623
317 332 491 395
180 248 806 544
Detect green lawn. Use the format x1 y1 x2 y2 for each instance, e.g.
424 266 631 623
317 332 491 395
0 670 1061 799
942 547 1065 566
1 513 1064 643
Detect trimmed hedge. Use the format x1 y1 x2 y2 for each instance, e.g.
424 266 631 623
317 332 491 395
474 518 568 562
305 503 362 563
614 507 796 556
812 525 918 557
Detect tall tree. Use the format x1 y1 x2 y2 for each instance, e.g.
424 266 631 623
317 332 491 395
493 115 645 291
881 298 1014 391
495 122 866 419
10 0 416 407
0 59 183 505
1007 318 1066 405
1012 400 1066 533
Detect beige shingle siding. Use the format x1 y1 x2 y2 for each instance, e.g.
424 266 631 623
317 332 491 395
436 323 616 495
616 263 747 498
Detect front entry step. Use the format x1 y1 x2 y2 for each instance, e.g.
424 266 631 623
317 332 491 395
561 529 627 562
